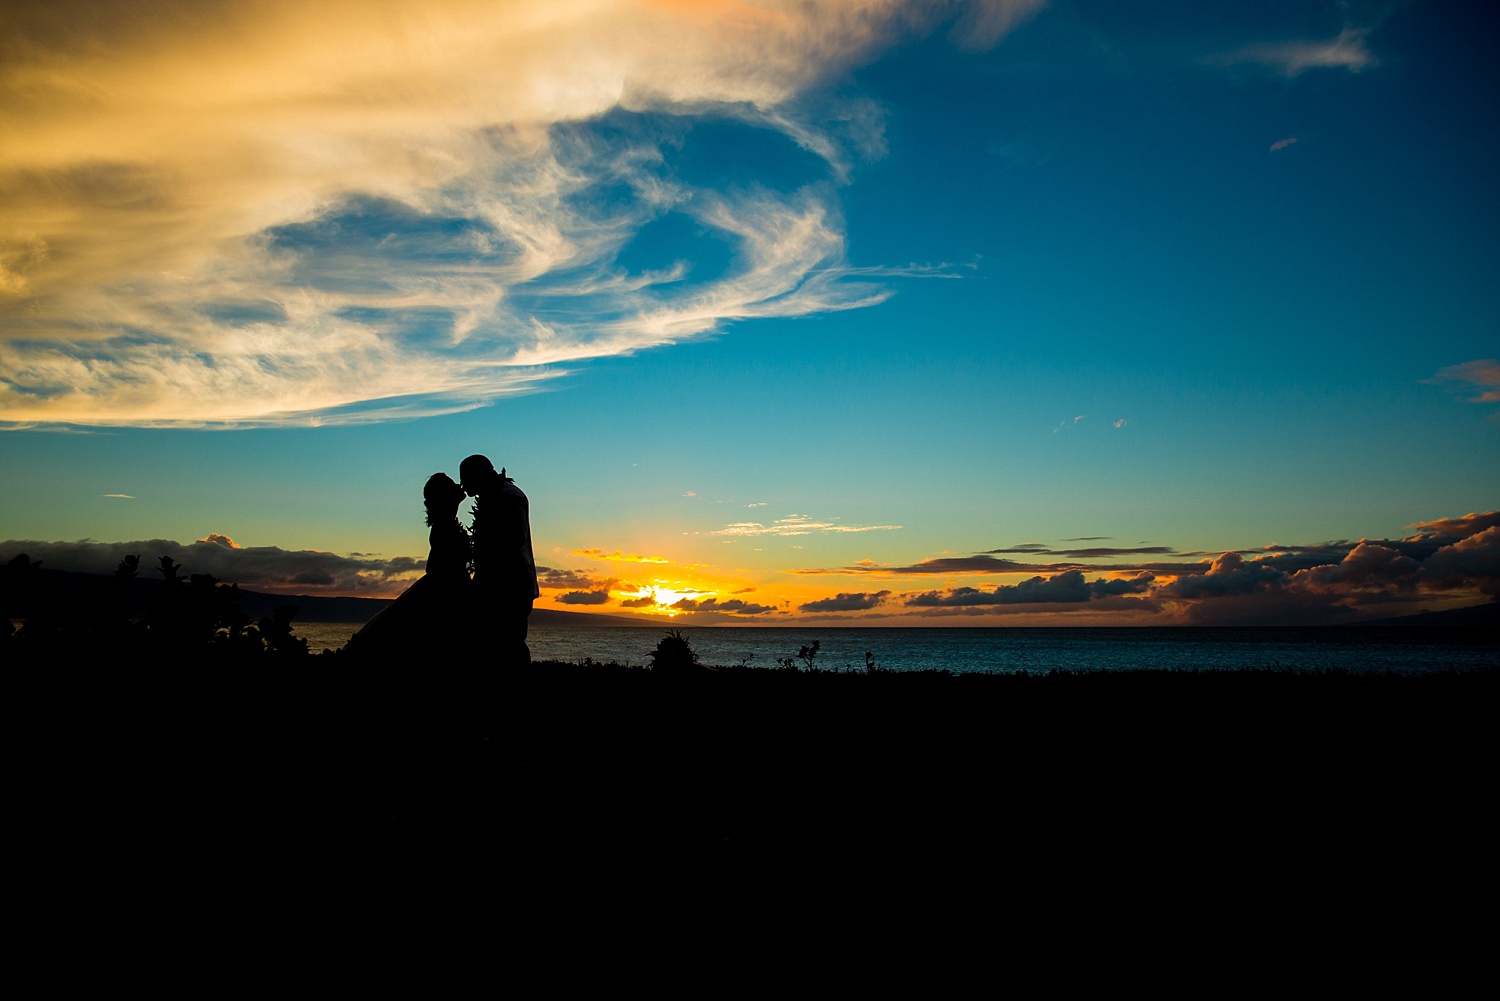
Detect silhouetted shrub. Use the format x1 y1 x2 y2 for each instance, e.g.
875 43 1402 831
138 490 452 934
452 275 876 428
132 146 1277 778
1 553 42 621
650 630 700 674
257 604 309 657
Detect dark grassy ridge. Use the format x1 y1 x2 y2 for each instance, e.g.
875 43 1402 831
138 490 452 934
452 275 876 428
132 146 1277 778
8 661 1488 980
17 661 1493 882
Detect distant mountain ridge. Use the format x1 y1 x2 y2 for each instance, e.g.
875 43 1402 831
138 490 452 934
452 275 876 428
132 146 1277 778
1351 601 1500 630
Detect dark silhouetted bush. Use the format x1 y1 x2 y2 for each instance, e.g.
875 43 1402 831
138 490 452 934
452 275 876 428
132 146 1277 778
650 630 700 674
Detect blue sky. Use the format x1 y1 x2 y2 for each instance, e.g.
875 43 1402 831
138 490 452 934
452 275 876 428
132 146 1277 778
2 0 1496 625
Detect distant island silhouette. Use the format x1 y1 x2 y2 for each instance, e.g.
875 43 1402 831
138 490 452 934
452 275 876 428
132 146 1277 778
14 565 646 633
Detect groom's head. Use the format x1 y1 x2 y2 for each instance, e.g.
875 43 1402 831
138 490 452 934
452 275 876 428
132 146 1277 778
459 454 497 496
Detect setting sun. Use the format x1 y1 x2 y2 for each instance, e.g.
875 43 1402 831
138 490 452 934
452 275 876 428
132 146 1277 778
644 586 692 608
614 582 711 616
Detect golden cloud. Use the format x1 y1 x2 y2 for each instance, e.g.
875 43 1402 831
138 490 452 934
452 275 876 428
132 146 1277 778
1 0 1041 427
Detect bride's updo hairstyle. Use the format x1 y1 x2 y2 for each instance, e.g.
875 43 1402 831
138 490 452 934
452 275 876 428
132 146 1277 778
423 472 466 526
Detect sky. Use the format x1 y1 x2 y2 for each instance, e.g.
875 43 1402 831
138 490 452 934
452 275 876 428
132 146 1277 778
2 0 1497 626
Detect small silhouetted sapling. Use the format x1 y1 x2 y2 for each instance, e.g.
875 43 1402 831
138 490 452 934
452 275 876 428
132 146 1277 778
777 640 821 672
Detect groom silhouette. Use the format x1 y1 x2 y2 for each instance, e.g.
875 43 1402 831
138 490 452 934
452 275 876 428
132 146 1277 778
459 454 539 664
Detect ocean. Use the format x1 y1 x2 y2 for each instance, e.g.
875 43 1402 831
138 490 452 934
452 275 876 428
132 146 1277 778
296 621 1499 674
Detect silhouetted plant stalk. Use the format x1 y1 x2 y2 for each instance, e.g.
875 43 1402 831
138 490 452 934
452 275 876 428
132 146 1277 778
776 640 821 672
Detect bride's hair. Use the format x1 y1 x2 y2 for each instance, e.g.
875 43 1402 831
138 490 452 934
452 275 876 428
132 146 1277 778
423 472 464 527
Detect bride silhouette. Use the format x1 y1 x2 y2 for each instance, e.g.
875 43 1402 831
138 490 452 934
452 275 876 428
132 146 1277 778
345 473 472 660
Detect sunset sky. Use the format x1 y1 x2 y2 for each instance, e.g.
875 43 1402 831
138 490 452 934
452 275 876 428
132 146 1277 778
2 0 1497 626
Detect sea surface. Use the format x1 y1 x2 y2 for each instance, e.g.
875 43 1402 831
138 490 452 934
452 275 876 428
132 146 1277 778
297 622 1499 674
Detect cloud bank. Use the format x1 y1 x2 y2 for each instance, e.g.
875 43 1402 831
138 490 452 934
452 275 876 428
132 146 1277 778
794 512 1500 624
669 596 778 616
8 512 1497 624
906 570 1155 607
800 590 891 612
0 0 1041 428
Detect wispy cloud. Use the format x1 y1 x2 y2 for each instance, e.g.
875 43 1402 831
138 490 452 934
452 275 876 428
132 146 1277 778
1428 359 1500 405
572 547 671 564
799 554 1068 575
103 494 135 500
0 0 1039 428
711 514 901 536
1212 27 1375 76
982 544 1174 558
947 0 1045 51
1270 137 1298 153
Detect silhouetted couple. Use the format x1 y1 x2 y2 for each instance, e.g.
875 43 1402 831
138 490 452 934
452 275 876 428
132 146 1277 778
348 454 539 665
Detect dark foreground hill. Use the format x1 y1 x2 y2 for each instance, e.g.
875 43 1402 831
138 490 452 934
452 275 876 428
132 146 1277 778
14 660 1494 923
9 662 1494 993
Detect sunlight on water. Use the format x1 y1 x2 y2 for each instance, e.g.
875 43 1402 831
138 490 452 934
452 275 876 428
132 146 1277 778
295 621 366 653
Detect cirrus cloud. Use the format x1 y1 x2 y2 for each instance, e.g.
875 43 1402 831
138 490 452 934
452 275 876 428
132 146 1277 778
712 514 902 537
572 548 671 565
1211 27 1376 76
0 0 1041 428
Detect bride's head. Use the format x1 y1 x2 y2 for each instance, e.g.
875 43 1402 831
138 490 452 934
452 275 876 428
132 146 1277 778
423 472 466 526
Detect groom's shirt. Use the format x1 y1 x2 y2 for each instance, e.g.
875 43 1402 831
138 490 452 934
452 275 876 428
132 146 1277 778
472 478 540 602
